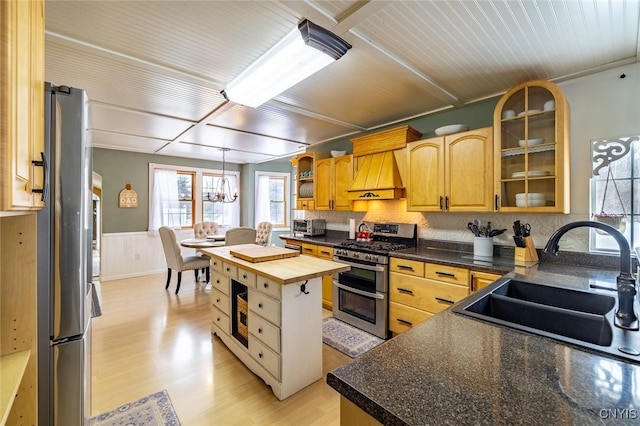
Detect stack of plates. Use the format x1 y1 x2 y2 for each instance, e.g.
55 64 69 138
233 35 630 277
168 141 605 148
515 193 546 207
511 170 550 178
299 182 313 198
518 138 545 147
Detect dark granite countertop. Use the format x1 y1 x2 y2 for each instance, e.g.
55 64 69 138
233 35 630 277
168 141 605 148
327 264 640 425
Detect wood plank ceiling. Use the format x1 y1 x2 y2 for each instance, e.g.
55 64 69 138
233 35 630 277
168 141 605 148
44 0 640 164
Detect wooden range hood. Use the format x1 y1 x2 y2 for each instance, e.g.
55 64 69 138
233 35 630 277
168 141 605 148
347 125 422 200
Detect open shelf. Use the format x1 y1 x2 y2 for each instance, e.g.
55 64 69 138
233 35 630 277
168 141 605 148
0 350 31 425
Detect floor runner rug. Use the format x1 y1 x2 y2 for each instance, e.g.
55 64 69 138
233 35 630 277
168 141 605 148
322 317 384 358
90 389 180 426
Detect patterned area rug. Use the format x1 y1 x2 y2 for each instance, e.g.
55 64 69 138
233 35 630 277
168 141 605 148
322 317 384 357
90 390 180 426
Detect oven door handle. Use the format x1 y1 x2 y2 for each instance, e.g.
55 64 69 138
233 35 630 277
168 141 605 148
333 281 386 299
332 258 386 272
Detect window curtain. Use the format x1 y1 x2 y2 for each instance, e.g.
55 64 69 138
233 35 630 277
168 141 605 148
218 174 240 229
255 174 271 226
148 168 180 233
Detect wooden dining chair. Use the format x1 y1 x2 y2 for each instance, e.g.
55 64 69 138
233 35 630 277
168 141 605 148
158 226 211 294
224 227 257 246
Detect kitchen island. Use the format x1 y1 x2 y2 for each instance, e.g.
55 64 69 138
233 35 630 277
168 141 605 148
327 265 640 425
200 244 349 400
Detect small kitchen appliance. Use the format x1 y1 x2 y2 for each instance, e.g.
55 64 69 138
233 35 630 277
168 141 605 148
332 222 417 339
292 219 326 236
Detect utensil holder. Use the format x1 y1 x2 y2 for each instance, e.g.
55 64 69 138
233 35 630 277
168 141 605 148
474 237 494 257
514 236 539 264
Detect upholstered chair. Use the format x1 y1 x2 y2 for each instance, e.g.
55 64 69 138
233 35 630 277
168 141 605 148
193 221 219 239
224 227 257 246
255 221 273 246
158 226 211 294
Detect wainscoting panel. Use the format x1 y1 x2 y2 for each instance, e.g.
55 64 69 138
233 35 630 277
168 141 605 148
101 230 195 281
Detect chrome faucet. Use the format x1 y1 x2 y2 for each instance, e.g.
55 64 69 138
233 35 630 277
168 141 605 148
544 221 638 330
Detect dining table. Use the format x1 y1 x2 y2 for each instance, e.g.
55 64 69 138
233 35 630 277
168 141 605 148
179 238 225 249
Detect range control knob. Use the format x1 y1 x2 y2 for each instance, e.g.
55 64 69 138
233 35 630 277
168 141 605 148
353 252 359 258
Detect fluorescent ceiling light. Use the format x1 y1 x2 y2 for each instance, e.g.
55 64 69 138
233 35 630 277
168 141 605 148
222 19 351 108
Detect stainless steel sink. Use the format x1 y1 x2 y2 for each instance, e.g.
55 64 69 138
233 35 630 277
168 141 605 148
452 278 640 363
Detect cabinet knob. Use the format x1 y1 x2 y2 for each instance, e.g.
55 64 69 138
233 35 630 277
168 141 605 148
258 352 263 359
216 317 221 322
243 274 247 279
258 303 263 309
258 328 263 334
263 282 269 288
216 298 220 303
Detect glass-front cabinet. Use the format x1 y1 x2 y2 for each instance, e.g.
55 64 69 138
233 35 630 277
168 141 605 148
493 80 570 213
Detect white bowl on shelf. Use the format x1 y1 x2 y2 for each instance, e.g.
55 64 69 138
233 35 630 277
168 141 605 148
516 199 546 207
518 138 545 147
331 150 347 158
502 110 516 119
515 192 545 200
543 100 555 110
434 124 469 136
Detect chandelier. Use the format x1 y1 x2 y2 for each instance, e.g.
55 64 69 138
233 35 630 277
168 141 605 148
207 148 238 203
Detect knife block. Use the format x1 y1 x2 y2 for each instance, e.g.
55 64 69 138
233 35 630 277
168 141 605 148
514 236 538 264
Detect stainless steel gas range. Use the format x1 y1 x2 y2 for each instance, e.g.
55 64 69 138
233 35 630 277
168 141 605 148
332 222 417 339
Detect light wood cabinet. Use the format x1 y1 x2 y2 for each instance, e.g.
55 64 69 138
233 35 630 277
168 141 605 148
389 258 469 334
470 270 503 292
494 80 570 213
315 155 353 211
406 127 494 212
291 152 327 211
0 0 45 211
1 214 38 425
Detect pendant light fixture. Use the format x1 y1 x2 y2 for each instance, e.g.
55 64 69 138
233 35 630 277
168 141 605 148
222 19 351 108
208 148 238 203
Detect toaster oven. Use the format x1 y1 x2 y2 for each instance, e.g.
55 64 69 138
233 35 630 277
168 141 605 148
292 219 326 236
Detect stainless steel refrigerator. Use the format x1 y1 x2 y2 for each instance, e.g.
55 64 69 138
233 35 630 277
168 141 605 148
37 82 93 425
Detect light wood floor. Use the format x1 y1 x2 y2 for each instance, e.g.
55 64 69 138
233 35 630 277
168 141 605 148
91 273 351 425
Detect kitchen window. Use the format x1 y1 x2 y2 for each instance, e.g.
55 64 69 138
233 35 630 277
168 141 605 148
177 172 195 227
202 172 240 226
255 172 289 228
590 135 639 253
149 163 240 232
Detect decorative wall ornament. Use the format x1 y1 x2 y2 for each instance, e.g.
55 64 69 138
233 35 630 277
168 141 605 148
592 136 637 176
119 182 138 208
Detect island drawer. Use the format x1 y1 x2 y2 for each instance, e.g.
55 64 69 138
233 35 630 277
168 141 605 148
222 262 237 279
256 276 281 300
390 258 425 277
425 263 469 287
211 288 230 316
248 288 281 327
389 301 433 334
211 274 230 296
210 306 230 335
249 315 280 354
237 267 256 288
210 257 223 273
249 338 281 380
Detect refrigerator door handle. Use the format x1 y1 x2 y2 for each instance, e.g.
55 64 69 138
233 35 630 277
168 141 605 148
31 151 48 202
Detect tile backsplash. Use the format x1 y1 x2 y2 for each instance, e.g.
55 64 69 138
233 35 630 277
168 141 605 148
304 200 594 253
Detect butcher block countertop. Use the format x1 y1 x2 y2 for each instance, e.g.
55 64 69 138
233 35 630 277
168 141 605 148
199 244 349 285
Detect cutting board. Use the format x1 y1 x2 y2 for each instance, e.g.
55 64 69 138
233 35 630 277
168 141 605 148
230 244 300 263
